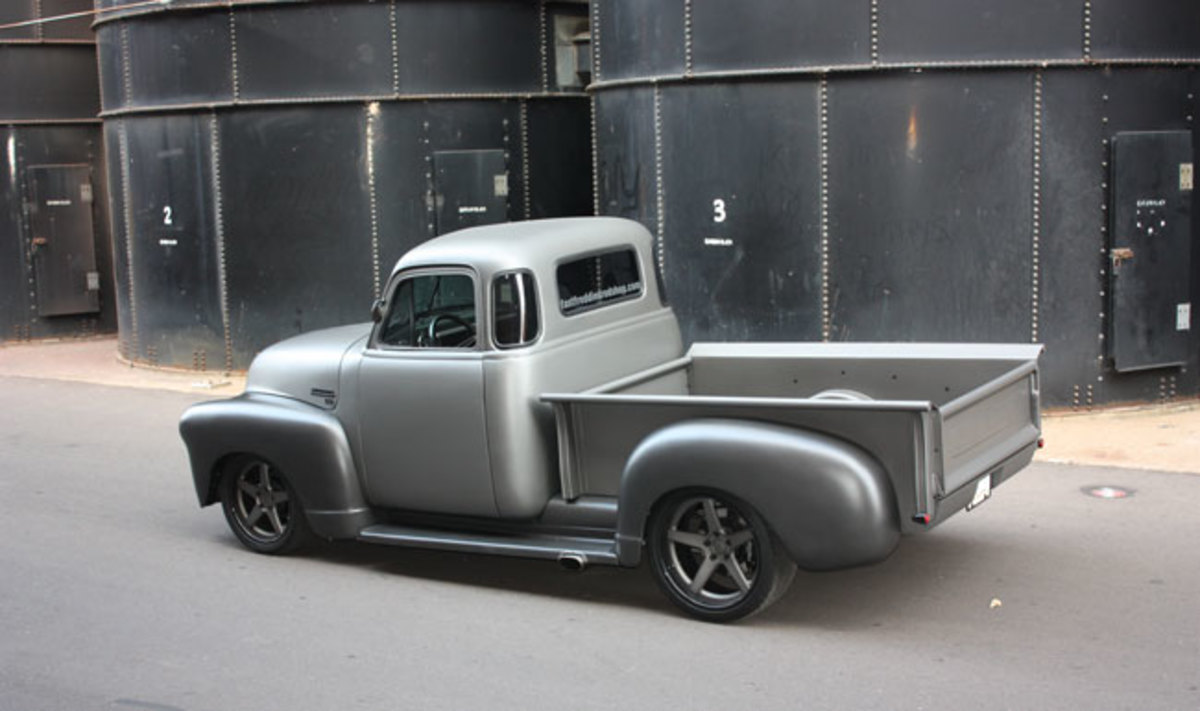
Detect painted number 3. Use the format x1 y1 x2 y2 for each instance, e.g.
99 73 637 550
712 198 727 223
162 206 173 226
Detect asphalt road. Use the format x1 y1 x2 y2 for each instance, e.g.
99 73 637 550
1 376 1197 711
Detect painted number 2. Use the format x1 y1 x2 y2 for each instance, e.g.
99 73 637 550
162 206 173 226
712 199 727 223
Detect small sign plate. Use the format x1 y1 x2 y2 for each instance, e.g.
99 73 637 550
86 271 100 291
966 475 993 511
1178 303 1192 331
1182 163 1194 191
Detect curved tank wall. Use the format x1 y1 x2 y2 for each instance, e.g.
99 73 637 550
591 0 1200 408
0 0 116 342
95 0 592 370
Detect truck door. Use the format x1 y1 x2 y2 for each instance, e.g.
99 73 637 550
356 268 497 517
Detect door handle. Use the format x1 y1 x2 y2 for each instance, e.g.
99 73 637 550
1110 247 1134 268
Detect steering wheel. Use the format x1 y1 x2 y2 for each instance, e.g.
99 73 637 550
426 314 476 347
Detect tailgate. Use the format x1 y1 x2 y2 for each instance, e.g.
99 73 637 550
937 351 1042 496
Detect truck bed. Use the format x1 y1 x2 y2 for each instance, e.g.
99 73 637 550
543 342 1042 532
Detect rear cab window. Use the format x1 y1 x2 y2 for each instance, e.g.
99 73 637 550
556 248 643 316
492 271 540 348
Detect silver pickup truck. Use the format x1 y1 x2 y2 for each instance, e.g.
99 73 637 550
180 217 1043 621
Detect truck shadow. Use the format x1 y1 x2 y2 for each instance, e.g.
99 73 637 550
274 526 1045 626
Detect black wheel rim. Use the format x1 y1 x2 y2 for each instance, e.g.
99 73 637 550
661 495 760 609
230 459 293 544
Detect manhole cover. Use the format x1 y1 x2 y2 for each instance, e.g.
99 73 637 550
1083 486 1134 499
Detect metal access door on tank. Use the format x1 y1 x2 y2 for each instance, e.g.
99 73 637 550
1108 132 1194 372
432 150 509 235
25 165 100 317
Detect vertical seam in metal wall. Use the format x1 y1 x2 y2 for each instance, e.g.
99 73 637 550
389 0 399 95
589 1 602 216
33 0 43 42
209 112 233 372
118 121 138 358
538 1 549 93
820 76 831 342
1098 90 1109 382
590 95 600 216
870 0 881 66
591 0 602 83
520 99 532 219
365 105 381 299
683 0 694 77
653 84 665 277
120 24 132 106
1082 1 1092 61
1031 70 1043 343
229 6 240 102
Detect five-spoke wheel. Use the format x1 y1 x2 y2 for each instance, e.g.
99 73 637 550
219 455 310 554
648 490 795 622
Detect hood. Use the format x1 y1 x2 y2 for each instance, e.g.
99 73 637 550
246 323 372 409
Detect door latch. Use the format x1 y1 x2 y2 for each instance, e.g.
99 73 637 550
1110 247 1135 267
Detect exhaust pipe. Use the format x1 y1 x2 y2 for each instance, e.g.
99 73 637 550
558 552 587 571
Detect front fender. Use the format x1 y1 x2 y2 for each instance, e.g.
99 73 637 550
179 393 371 539
616 419 900 570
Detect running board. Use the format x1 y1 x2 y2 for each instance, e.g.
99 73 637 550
357 524 621 567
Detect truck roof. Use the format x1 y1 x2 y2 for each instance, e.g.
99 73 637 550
390 217 654 279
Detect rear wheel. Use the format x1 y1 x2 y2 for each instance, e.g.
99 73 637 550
648 490 795 622
219 455 310 554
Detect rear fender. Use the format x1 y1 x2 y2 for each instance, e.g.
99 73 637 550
616 419 900 570
179 393 371 539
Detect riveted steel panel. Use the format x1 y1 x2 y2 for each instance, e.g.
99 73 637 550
393 1 541 94
691 0 868 73
0 45 100 121
879 0 1081 63
236 3 392 101
1 126 116 342
659 81 823 343
595 0 685 82
26 164 99 316
525 99 593 219
1038 69 1107 405
121 13 233 110
220 106 375 363
95 26 125 114
433 149 509 235
122 115 224 366
827 72 1033 343
1091 0 1200 60
40 0 95 41
595 88 657 229
0 0 37 41
104 120 135 355
1108 131 1193 372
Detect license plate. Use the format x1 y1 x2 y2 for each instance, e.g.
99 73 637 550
966 475 993 511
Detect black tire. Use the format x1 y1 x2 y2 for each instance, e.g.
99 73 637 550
647 490 796 622
218 455 311 555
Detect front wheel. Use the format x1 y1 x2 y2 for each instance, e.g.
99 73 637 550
647 490 796 622
219 455 311 555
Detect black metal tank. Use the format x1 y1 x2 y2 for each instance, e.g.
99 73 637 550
95 0 592 370
0 0 115 342
590 0 1200 407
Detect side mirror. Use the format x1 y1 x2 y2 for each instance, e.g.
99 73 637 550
370 299 384 323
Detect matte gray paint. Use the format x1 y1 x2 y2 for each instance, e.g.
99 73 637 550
180 218 1041 575
615 419 900 570
179 393 370 540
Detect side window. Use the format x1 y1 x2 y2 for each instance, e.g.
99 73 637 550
493 272 540 348
556 248 643 316
378 273 477 348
